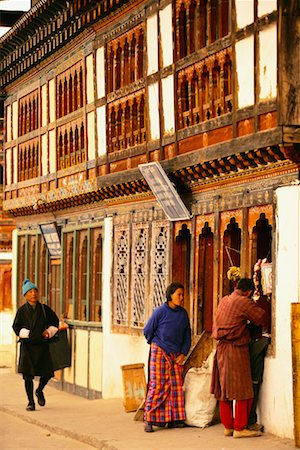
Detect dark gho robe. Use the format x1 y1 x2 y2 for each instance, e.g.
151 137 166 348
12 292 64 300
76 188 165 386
12 302 59 378
210 290 267 401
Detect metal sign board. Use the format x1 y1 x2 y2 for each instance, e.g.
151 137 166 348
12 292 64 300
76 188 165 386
138 162 191 221
39 223 62 259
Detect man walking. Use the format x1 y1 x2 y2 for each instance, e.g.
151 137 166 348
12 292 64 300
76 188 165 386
210 278 267 438
12 279 59 411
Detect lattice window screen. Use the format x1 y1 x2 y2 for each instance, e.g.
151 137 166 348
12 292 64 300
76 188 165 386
113 225 130 326
130 223 149 328
150 221 170 311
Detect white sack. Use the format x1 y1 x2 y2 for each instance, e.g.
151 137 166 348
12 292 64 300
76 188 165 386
184 351 217 428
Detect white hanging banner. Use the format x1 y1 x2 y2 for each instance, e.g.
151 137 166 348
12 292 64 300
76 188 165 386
139 162 191 221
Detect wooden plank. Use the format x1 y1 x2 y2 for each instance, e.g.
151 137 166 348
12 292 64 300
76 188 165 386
291 303 300 448
183 330 213 378
121 363 147 412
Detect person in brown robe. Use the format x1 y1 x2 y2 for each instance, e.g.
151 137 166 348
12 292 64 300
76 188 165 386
210 278 267 438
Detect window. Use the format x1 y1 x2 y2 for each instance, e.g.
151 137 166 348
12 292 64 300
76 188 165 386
38 236 48 304
176 0 230 60
113 220 170 332
77 234 88 321
63 232 74 319
90 229 103 322
17 237 26 307
222 217 241 296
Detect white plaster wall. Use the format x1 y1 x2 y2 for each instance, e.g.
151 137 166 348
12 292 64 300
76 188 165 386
89 331 103 392
97 106 106 156
259 185 300 439
236 0 253 29
48 79 55 123
96 47 105 99
147 14 158 75
41 133 48 176
101 217 150 398
0 312 14 367
75 329 89 387
87 111 96 160
63 328 75 384
41 84 47 127
258 0 276 17
160 4 173 68
6 149 12 185
13 146 17 183
162 75 175 135
49 129 56 174
6 104 11 142
86 53 95 104
148 82 160 140
103 334 149 398
236 36 254 108
12 101 18 140
259 24 277 101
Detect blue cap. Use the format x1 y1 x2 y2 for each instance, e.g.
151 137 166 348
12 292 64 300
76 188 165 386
22 279 38 296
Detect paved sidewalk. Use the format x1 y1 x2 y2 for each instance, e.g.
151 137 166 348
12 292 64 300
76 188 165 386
0 370 295 450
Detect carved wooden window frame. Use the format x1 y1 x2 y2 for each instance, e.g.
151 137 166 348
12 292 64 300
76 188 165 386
113 219 171 334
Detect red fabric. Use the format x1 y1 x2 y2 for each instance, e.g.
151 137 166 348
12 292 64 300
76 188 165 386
211 290 267 401
220 399 253 431
144 343 185 424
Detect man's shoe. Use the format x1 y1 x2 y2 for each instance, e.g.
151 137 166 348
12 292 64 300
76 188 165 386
233 428 262 438
224 428 234 436
35 389 46 406
248 422 264 432
144 421 154 433
26 402 35 411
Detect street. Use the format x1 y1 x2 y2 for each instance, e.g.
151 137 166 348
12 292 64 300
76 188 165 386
0 371 296 450
0 410 95 449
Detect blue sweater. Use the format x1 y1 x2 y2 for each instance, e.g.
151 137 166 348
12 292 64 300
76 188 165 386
144 302 191 355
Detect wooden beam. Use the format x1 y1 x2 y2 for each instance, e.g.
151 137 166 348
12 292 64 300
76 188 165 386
164 128 283 173
278 0 300 125
283 126 300 144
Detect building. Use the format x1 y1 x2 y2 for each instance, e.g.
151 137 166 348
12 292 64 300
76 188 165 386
0 0 31 367
1 0 300 441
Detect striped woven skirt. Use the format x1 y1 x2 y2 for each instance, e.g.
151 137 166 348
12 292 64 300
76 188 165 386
144 343 186 424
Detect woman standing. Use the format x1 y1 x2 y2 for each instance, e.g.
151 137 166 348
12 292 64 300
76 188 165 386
143 282 191 432
12 279 59 411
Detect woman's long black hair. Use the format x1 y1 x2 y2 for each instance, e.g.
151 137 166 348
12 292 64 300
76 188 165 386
166 282 184 302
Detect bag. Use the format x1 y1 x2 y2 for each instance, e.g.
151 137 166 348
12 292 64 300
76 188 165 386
48 328 71 371
184 351 217 428
41 304 71 371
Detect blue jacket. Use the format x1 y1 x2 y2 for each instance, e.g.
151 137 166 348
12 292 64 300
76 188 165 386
144 302 191 355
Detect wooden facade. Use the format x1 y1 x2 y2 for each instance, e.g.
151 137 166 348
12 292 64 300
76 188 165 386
1 0 300 430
